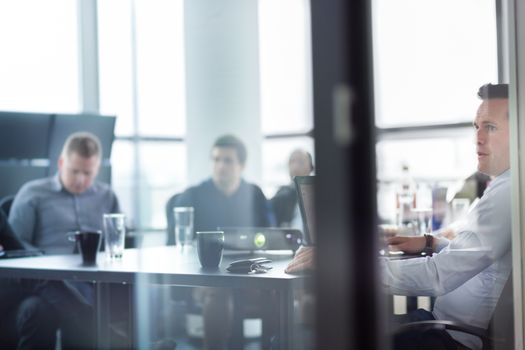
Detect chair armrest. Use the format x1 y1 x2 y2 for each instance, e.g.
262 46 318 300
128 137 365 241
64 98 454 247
394 320 493 349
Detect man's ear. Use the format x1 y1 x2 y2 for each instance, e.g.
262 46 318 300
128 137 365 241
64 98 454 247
57 156 64 172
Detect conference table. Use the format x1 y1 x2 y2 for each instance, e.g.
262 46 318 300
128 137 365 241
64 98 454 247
0 246 309 349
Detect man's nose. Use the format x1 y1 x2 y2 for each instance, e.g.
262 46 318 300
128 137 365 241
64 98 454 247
476 129 486 144
75 173 86 183
215 161 225 170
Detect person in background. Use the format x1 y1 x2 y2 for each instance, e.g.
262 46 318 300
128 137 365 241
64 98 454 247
271 149 314 228
8 132 121 349
453 171 492 204
9 132 119 254
174 134 271 232
169 134 273 350
437 171 493 240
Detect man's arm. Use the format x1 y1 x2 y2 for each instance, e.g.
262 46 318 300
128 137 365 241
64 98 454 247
382 174 511 296
8 188 38 250
387 235 449 254
110 190 121 213
381 232 495 296
254 186 274 227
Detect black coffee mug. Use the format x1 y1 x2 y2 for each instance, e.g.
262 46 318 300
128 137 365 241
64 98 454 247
68 231 102 266
196 231 224 268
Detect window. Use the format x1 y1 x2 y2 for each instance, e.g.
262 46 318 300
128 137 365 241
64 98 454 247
0 0 79 113
98 0 186 229
373 0 498 224
258 0 314 196
373 0 497 127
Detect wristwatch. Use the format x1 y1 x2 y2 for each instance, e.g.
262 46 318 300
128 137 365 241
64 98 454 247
423 234 434 256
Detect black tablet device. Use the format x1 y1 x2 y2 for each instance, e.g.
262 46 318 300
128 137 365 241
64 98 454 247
0 249 44 259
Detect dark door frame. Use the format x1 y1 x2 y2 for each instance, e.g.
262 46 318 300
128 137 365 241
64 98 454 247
311 0 383 348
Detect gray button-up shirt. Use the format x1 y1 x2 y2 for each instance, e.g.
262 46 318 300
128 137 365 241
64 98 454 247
9 175 120 255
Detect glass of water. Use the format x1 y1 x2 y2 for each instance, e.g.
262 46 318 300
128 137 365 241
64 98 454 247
103 213 126 260
412 208 433 235
173 207 194 251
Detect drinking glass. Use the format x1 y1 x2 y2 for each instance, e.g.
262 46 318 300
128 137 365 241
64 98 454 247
173 207 194 251
103 213 126 260
451 198 470 222
412 208 433 235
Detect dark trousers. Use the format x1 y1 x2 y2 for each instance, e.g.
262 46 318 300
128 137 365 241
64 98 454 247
0 278 95 350
0 279 58 350
391 309 470 350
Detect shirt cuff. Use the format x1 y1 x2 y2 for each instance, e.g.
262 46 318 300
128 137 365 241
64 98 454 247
433 236 450 253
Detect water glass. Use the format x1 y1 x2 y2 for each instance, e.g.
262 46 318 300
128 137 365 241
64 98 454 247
412 208 433 235
173 207 194 250
103 213 126 260
451 198 470 222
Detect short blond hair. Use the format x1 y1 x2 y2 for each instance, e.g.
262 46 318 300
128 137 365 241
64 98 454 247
61 132 102 159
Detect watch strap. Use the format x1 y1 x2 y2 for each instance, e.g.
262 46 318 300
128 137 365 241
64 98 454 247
423 234 434 256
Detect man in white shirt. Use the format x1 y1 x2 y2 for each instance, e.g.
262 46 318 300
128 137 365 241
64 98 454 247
383 83 511 350
286 83 511 350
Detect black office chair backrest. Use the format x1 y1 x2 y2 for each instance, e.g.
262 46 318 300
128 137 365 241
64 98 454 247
165 193 182 246
0 195 14 217
0 208 25 250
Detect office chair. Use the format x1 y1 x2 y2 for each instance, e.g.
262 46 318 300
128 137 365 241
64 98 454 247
393 274 514 350
0 195 14 217
0 206 24 251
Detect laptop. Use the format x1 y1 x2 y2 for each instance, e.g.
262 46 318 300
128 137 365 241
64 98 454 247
294 176 421 259
294 176 315 246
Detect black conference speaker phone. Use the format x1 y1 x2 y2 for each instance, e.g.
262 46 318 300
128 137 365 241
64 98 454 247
217 227 303 252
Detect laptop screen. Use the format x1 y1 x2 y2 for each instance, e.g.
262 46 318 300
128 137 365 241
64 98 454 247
294 176 316 246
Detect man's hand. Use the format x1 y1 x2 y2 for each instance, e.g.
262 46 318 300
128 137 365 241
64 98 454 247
387 236 426 254
285 246 315 274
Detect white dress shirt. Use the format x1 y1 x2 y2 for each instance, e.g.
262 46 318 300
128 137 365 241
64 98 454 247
381 170 511 350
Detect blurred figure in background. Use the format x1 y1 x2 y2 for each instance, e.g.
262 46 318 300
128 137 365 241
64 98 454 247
166 135 273 350
437 171 492 240
172 134 271 234
8 132 121 349
453 171 492 204
271 149 314 228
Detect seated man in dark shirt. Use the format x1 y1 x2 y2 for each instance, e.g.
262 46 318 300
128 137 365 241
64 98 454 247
168 134 272 349
173 134 271 234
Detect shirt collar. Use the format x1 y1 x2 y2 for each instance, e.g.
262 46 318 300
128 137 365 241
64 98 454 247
51 173 98 195
209 178 245 197
486 169 510 191
494 169 510 182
